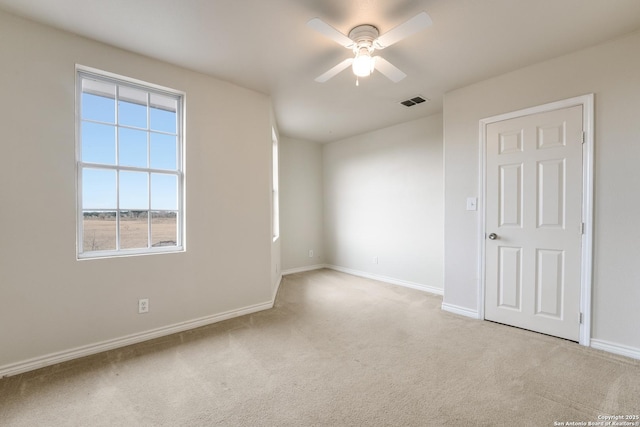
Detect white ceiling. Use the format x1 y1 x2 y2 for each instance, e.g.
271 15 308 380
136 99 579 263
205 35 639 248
2 0 640 143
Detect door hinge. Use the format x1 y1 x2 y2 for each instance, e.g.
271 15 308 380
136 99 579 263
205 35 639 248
579 312 584 324
581 131 586 144
581 222 585 235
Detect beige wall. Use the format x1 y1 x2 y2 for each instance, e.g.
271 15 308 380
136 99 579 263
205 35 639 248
323 115 444 291
0 11 275 370
280 137 325 271
443 30 640 351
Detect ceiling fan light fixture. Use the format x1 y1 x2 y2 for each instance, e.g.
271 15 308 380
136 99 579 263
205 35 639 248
308 12 432 83
352 48 374 77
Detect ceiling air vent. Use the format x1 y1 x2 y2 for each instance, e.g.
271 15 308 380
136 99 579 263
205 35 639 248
400 96 429 107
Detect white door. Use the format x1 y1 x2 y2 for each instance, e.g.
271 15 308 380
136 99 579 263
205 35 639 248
485 105 583 341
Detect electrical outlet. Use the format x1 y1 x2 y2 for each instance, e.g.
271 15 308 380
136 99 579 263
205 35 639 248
138 298 149 314
309 250 314 258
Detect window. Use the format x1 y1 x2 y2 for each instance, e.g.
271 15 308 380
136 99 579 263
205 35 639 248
272 127 280 241
76 67 184 259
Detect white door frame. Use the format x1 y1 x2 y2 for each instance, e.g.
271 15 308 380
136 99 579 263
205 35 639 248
477 94 594 346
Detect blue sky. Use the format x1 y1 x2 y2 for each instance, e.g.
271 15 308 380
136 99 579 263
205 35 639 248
81 90 179 212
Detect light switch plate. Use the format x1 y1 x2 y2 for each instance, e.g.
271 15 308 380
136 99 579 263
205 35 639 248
466 197 477 211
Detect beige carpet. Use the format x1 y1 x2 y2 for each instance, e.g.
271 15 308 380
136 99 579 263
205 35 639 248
1 269 638 426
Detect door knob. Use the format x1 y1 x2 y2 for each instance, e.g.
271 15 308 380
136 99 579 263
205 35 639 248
488 233 498 240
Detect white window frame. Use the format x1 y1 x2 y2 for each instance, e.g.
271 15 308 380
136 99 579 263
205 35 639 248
272 127 280 241
75 65 185 259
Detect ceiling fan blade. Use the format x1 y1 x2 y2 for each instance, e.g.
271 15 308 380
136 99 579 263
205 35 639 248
315 58 354 82
373 57 406 83
307 18 355 48
376 11 432 48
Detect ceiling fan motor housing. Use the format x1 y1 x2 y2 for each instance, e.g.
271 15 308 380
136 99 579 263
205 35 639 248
348 24 379 52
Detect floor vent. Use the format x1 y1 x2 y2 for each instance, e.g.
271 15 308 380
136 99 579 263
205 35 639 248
400 96 429 107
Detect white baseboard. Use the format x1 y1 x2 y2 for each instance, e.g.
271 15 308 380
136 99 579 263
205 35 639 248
325 264 444 296
441 302 480 319
0 300 274 378
591 339 640 361
282 264 326 275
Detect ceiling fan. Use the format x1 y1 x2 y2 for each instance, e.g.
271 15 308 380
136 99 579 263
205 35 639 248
307 11 432 85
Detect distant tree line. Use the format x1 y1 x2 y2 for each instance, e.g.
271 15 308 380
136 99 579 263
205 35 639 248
83 211 177 219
